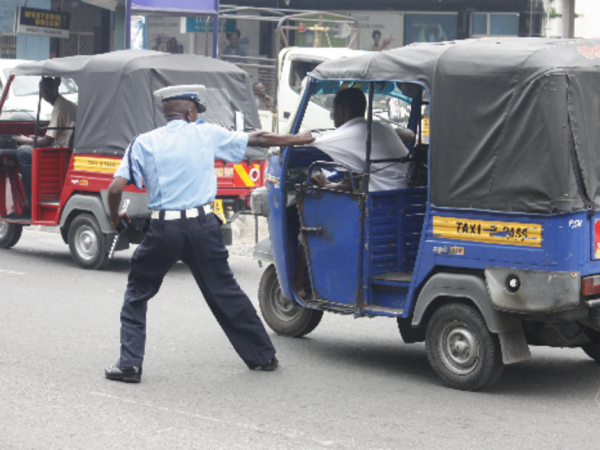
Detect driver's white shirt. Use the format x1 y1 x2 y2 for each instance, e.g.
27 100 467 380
312 117 409 192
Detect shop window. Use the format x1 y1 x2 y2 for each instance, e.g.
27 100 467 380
471 13 519 37
0 34 17 59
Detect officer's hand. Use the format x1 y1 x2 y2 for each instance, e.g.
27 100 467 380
296 130 315 145
111 212 130 233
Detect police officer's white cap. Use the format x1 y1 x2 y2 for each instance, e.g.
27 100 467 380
154 85 207 113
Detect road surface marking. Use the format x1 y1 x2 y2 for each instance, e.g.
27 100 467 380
90 391 338 446
0 269 26 275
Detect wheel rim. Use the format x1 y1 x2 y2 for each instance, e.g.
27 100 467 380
74 225 98 261
438 321 480 375
0 220 8 239
269 279 302 322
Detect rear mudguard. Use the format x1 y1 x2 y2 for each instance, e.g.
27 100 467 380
60 194 113 234
412 272 531 365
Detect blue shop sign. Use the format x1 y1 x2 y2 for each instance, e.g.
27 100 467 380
185 16 235 33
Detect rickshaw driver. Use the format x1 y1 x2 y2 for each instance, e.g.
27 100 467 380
104 85 315 383
310 87 413 192
12 77 77 214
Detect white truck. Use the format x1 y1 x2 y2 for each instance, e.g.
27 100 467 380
257 46 367 133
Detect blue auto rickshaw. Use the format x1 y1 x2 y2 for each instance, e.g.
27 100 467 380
251 38 600 390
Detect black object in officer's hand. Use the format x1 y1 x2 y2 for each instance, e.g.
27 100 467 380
116 217 129 233
109 199 130 259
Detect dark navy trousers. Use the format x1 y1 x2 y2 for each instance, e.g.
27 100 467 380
16 145 33 201
116 209 276 369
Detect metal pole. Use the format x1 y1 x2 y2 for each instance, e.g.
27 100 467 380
360 82 375 193
561 0 575 38
33 87 42 148
188 26 195 54
212 1 219 58
125 0 131 49
529 0 533 37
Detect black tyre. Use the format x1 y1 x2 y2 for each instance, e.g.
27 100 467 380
582 344 600 363
258 264 323 337
425 303 504 391
0 220 23 249
68 213 109 270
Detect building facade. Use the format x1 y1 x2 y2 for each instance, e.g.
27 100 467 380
0 0 110 61
0 0 548 61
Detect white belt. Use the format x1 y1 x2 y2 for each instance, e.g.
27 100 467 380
151 204 211 220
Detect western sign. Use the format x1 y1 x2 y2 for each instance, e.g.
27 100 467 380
14 7 71 39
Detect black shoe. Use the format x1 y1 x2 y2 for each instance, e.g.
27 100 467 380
252 357 278 372
105 365 142 383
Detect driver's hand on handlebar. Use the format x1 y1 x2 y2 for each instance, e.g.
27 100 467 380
110 212 130 233
311 171 328 187
12 135 31 145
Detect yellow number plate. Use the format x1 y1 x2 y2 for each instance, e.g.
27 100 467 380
433 216 542 247
211 199 227 224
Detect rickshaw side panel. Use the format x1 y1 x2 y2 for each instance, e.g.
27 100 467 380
363 188 427 314
31 147 72 224
297 187 363 306
265 147 337 303
404 207 600 321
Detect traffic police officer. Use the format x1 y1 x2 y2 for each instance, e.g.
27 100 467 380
105 85 314 383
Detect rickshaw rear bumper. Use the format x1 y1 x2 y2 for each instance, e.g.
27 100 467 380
485 267 582 314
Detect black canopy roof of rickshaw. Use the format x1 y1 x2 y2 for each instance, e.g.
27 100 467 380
12 49 265 160
313 38 600 214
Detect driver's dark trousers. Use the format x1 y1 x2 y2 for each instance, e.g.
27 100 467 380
116 208 276 369
16 145 33 202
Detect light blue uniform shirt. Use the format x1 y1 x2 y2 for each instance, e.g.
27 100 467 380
114 119 249 210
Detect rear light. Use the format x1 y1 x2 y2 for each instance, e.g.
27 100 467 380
582 275 600 296
594 219 600 259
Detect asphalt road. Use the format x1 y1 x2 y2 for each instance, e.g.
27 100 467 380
1 229 599 450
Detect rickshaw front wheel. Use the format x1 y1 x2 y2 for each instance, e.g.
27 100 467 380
258 264 323 337
0 220 23 249
425 303 504 391
68 213 109 270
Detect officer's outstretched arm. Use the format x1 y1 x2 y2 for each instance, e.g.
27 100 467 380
108 177 130 231
248 130 314 147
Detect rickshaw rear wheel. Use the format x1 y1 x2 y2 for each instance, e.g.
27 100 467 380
258 264 323 337
425 303 504 391
68 213 109 270
0 220 23 249
581 344 600 363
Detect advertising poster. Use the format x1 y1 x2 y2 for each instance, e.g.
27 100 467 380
147 16 187 53
130 15 147 50
183 14 260 59
294 14 348 49
403 13 457 46
349 11 403 51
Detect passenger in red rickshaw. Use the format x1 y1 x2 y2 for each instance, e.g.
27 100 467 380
12 77 77 215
